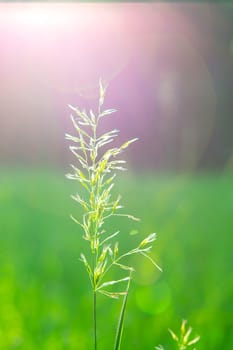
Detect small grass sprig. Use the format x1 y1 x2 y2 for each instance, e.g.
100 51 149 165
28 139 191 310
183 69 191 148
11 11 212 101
155 320 200 350
168 319 200 350
66 79 161 350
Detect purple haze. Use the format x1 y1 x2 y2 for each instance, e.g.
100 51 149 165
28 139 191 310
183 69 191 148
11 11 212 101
0 3 231 170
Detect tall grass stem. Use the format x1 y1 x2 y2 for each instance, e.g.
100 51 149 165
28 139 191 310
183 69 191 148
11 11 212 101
93 291 97 350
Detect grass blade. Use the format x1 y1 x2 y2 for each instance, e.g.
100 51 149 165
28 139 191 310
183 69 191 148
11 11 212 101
114 272 132 350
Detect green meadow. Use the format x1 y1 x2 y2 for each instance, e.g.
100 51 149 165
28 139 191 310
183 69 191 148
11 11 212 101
0 170 232 349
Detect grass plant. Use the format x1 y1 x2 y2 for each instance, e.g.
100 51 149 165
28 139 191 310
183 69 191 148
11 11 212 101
66 79 161 349
156 320 200 350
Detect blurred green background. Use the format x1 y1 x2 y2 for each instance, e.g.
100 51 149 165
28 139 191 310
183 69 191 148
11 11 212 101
0 171 232 349
1 2 233 350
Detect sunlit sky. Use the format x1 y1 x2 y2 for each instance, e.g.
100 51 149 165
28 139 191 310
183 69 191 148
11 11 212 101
0 3 232 170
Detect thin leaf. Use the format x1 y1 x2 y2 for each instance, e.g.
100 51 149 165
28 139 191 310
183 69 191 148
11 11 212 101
139 233 157 248
98 290 127 299
70 214 83 228
65 133 80 143
80 254 93 279
103 174 116 186
69 148 88 167
78 121 89 126
114 262 134 272
97 276 130 290
99 109 117 118
112 213 140 221
114 272 132 350
183 326 192 343
70 115 91 140
119 138 138 150
99 78 107 106
168 329 179 342
187 336 200 346
90 109 96 123
68 105 91 125
97 138 115 148
140 252 163 272
71 194 89 211
100 231 119 246
97 129 119 141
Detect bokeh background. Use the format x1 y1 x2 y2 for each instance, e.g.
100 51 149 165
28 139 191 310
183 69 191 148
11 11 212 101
0 2 233 349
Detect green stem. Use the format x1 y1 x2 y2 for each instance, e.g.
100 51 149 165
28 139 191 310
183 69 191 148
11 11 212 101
91 108 98 350
93 290 97 350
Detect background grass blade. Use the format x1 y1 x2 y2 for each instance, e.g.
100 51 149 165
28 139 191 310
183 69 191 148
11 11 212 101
114 272 132 350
